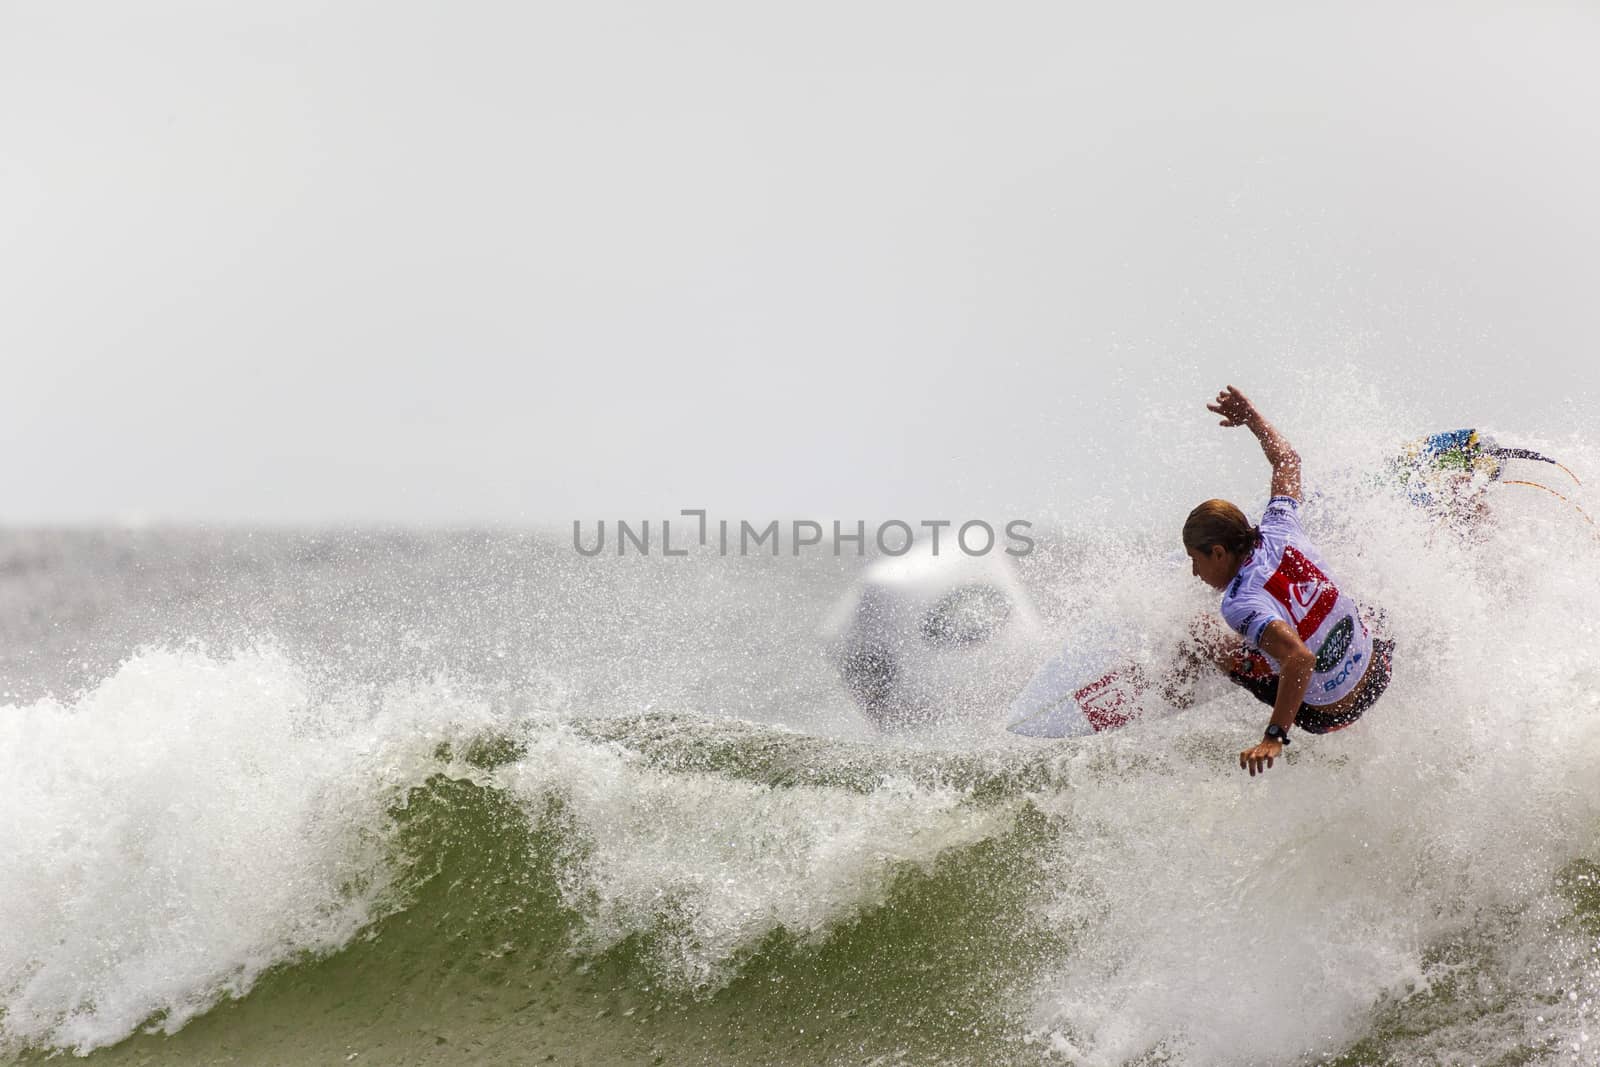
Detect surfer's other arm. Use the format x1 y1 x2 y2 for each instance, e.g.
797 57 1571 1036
1238 620 1314 776
1207 385 1302 501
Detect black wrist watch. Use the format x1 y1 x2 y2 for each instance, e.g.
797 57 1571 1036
1263 723 1291 746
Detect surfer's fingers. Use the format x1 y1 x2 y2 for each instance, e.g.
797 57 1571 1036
1239 744 1275 776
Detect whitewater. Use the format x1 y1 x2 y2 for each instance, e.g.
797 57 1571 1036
4 416 1600 1065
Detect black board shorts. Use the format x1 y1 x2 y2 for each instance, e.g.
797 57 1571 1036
1227 638 1396 735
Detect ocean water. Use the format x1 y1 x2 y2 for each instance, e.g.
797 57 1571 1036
5 453 1600 1065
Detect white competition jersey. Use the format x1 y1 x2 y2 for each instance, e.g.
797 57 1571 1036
1220 497 1372 706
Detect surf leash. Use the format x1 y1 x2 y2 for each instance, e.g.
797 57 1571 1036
1499 479 1600 538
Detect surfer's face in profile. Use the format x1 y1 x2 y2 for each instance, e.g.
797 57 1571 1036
1186 544 1239 590
1182 499 1256 590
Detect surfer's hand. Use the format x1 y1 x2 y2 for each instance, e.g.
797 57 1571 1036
1207 385 1258 428
1239 739 1283 776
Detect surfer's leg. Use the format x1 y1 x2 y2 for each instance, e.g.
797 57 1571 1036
1172 611 1286 709
1225 666 1279 709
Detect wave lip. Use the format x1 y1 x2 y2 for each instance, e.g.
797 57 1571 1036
0 646 499 1056
505 713 1018 991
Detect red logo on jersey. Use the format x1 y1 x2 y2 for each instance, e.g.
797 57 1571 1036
1263 546 1339 640
1290 581 1322 610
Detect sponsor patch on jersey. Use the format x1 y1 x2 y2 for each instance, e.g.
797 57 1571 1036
1321 650 1364 693
1314 615 1355 672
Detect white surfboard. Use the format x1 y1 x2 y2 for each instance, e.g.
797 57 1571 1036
1006 624 1182 738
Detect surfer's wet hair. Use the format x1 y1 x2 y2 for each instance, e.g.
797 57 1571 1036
1183 499 1259 557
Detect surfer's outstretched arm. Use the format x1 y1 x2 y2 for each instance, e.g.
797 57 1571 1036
1207 385 1302 501
1238 620 1315 776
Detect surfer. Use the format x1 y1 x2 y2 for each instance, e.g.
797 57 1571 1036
1182 386 1394 776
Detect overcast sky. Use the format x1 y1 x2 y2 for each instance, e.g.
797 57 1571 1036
3 1 1597 526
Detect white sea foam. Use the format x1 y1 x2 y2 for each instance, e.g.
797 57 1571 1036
0 646 499 1055
1022 401 1600 1064
499 722 1011 989
0 641 1013 1054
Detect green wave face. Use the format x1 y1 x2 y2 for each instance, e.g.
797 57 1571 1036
43 722 1067 1067
15 714 1596 1067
